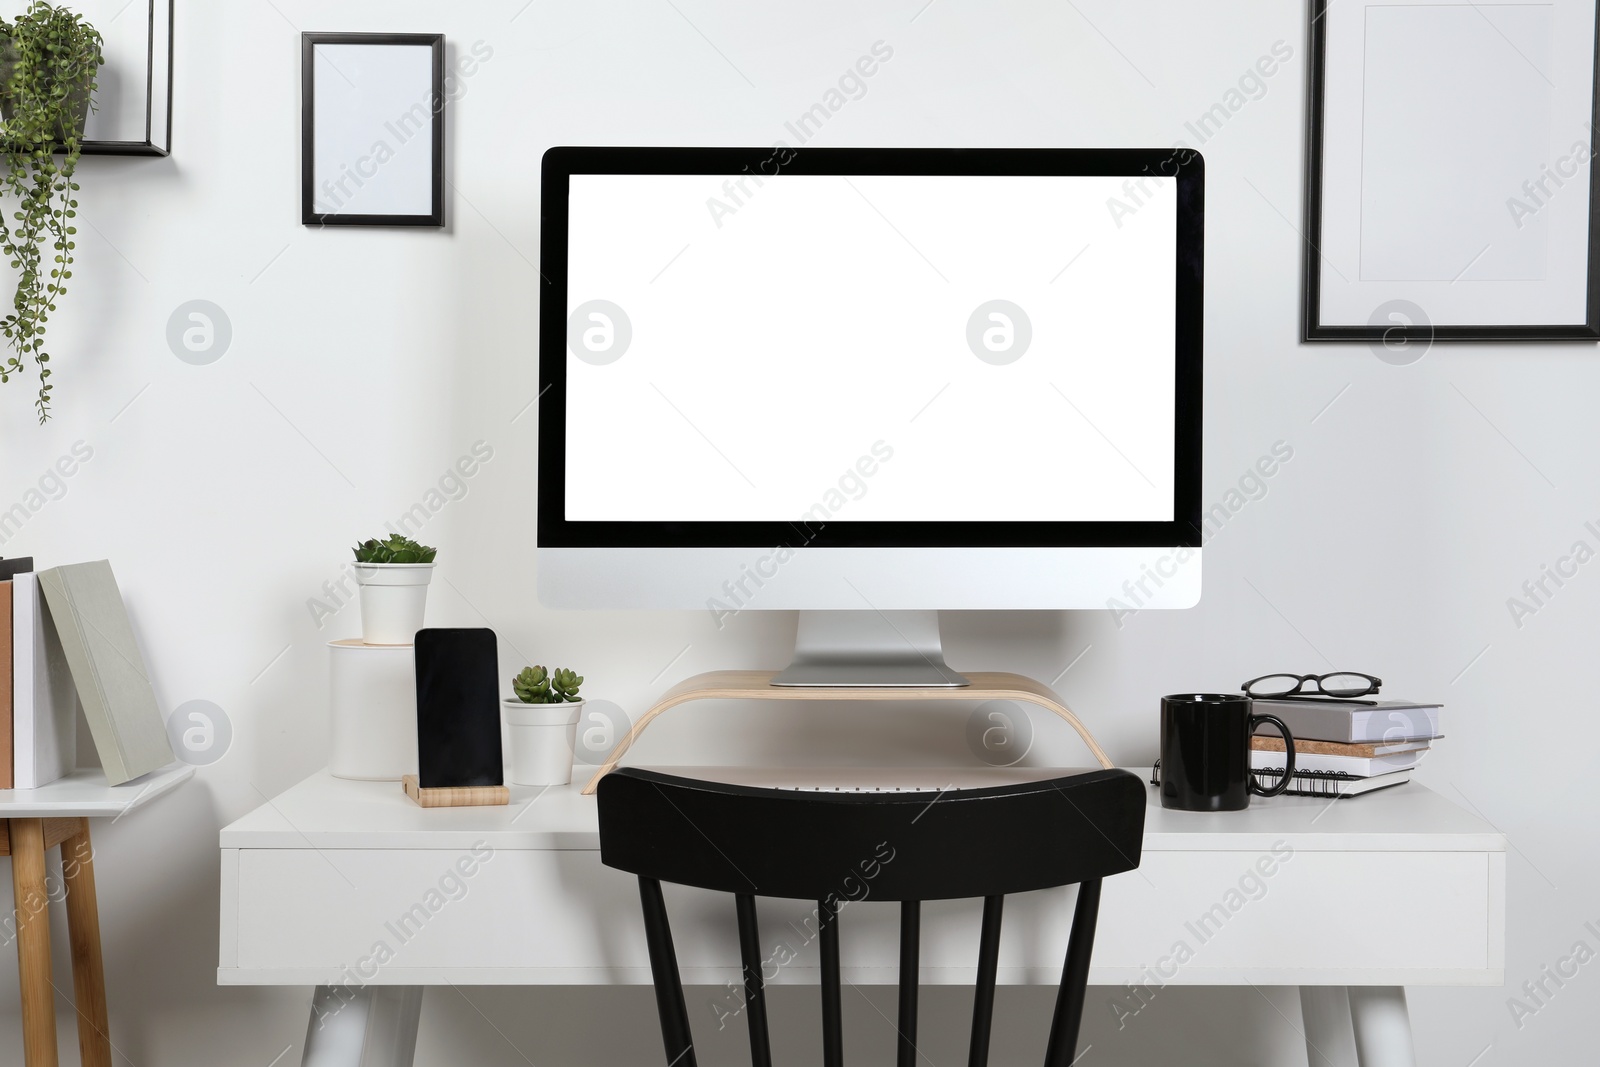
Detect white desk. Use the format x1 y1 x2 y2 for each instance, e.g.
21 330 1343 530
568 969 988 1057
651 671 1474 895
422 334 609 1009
219 769 1504 1067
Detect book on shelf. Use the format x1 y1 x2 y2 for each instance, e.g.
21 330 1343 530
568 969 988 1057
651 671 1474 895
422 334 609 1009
10 570 79 789
38 561 174 786
1251 735 1428 759
1250 765 1412 798
1252 697 1442 743
1 577 12 789
2 556 38 789
1250 747 1426 777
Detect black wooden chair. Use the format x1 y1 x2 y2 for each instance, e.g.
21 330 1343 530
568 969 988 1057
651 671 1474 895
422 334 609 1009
596 767 1146 1067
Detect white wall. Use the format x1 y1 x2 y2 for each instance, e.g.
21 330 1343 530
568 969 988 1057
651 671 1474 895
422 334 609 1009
0 1 1593 1063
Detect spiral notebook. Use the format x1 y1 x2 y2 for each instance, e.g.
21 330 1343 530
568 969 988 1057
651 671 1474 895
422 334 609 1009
1249 765 1412 798
1150 760 1412 799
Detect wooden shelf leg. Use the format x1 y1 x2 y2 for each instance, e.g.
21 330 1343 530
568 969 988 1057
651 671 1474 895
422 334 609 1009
62 820 111 1067
9 818 59 1067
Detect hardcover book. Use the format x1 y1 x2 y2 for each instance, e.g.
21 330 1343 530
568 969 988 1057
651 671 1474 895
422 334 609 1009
1 580 12 789
38 561 173 785
1250 698 1442 744
11 571 78 789
1251 735 1428 758
1250 748 1426 777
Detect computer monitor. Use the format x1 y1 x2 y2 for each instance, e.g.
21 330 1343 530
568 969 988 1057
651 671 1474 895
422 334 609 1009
538 147 1203 686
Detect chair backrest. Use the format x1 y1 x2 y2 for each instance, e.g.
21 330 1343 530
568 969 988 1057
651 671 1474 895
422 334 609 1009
597 767 1146 1067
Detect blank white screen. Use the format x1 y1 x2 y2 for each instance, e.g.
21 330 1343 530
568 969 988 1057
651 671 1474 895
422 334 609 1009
564 173 1176 523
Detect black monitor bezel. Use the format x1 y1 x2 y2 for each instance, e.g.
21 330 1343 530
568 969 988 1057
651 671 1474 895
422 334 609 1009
538 146 1203 549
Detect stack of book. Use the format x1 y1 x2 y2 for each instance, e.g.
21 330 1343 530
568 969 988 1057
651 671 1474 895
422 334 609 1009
1249 697 1442 798
2 555 175 789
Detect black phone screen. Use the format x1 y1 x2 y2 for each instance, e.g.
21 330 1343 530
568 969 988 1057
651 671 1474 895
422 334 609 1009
414 627 503 788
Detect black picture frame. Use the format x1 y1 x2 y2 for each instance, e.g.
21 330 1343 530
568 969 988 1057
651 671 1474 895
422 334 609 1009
300 32 445 227
538 146 1205 550
1302 0 1600 342
67 0 173 156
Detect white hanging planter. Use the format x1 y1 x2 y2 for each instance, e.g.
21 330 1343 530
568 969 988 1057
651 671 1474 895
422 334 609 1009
353 562 435 645
503 699 582 786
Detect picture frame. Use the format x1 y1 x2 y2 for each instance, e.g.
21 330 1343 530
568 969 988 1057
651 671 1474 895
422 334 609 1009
1 0 173 155
1303 0 1600 341
300 32 445 227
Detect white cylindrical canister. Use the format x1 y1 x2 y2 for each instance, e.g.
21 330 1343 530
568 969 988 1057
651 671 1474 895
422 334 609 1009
329 639 419 780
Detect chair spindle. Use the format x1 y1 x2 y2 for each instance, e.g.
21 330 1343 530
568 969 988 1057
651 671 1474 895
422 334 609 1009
819 899 844 1067
1044 878 1103 1067
898 900 921 1067
967 894 1006 1067
735 894 773 1067
638 876 697 1067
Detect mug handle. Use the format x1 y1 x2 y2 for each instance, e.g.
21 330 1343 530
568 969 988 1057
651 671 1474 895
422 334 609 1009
1247 714 1296 797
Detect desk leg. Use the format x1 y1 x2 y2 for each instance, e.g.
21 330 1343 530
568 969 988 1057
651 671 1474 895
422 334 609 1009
1347 986 1417 1067
302 985 423 1067
1300 987 1358 1067
9 818 59 1067
62 820 112 1067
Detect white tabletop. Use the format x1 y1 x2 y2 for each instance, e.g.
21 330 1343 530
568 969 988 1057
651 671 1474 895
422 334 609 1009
0 763 194 817
219 767 1504 853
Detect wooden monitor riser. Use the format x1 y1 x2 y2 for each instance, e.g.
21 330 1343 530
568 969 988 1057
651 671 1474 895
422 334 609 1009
581 670 1114 795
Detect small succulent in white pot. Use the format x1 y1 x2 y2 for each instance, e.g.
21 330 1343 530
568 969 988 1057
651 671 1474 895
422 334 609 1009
504 666 584 786
351 535 436 645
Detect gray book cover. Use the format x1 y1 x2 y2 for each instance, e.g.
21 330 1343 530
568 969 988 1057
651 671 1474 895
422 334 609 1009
38 561 173 785
1251 698 1442 744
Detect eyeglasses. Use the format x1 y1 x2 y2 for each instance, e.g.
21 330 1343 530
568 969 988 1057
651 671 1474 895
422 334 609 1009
1241 672 1382 699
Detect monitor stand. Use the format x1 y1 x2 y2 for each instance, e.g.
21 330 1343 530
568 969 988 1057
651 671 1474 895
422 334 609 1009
770 610 970 688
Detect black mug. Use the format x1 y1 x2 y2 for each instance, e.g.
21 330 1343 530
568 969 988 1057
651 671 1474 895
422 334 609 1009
1160 693 1296 811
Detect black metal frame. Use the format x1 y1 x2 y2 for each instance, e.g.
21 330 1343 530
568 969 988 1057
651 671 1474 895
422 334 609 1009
539 145 1205 549
300 32 445 227
1302 0 1600 341
56 0 173 156
597 766 1146 1067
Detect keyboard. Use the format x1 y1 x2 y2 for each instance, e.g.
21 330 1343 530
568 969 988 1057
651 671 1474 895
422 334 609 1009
635 766 1101 793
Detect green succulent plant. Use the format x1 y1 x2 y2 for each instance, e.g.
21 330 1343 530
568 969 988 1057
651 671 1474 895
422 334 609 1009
513 665 583 704
0 1 102 423
352 535 437 564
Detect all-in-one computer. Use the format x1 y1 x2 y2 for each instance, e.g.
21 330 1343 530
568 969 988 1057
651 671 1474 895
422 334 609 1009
538 147 1203 686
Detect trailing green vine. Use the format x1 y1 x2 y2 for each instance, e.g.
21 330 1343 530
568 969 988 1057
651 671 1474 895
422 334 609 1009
0 2 100 423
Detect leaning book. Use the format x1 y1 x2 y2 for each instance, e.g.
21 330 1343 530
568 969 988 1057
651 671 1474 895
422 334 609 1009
38 561 174 785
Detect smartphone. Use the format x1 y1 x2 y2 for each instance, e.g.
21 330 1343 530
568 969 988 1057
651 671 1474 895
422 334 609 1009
414 627 503 788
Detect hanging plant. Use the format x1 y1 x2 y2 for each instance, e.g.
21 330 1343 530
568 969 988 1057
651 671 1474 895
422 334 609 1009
0 2 101 423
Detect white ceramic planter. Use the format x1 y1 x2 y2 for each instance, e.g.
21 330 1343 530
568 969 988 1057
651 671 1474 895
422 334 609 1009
353 562 434 645
504 699 582 786
328 639 418 780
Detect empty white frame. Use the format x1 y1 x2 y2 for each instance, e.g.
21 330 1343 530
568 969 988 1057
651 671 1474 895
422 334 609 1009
1304 0 1600 340
301 33 444 226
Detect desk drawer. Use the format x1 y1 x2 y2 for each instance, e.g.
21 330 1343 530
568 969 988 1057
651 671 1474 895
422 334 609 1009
223 845 1502 986
1093 848 1503 985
